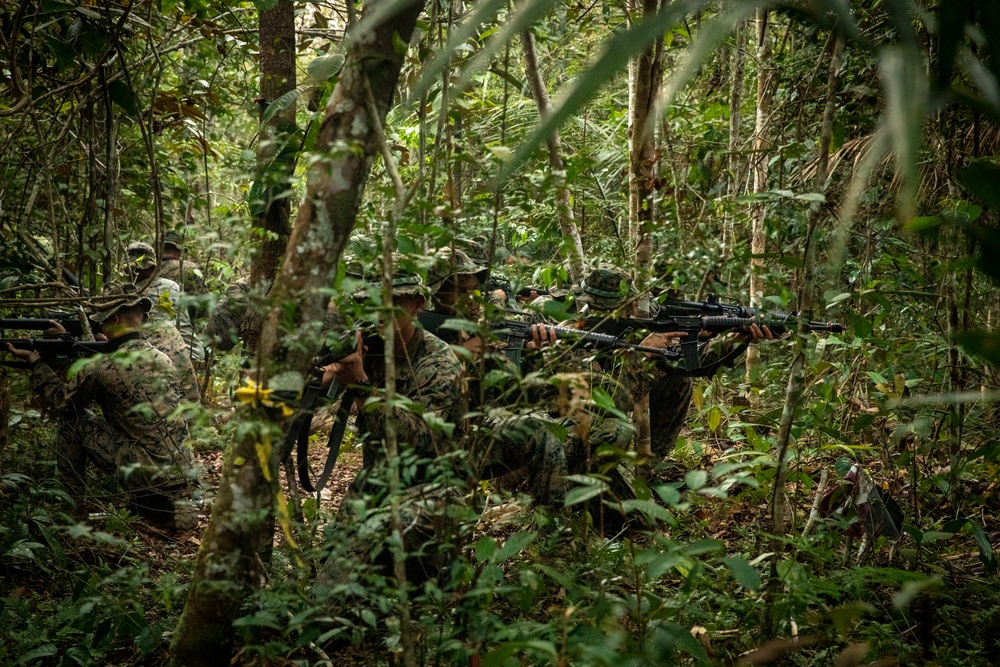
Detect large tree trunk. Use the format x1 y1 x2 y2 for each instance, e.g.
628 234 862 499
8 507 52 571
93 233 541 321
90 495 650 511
169 4 424 665
245 0 297 353
627 0 665 463
745 8 773 376
521 29 587 283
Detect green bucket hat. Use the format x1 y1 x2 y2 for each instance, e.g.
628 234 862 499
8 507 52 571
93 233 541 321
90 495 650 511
577 266 635 311
163 229 186 251
427 247 489 293
351 253 428 301
126 241 157 270
91 282 152 323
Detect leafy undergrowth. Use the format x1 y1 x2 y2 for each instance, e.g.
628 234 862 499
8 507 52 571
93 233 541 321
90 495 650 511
2 376 998 666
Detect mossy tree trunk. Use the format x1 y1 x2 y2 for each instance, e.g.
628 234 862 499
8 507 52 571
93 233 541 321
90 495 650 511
169 3 425 665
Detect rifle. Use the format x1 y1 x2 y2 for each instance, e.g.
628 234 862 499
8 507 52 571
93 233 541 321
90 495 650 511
1 336 110 369
583 294 844 373
0 313 91 338
484 275 549 300
277 328 385 494
417 311 684 368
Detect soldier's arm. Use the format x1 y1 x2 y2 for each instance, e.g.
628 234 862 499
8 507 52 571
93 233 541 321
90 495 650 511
394 340 463 453
29 358 98 414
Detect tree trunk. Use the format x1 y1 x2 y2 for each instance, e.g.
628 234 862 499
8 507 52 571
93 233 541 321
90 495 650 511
627 0 665 463
724 19 747 262
245 0 297 353
521 29 587 283
746 8 772 376
170 4 424 665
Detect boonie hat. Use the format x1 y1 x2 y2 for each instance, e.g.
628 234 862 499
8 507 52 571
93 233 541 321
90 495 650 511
126 242 157 270
91 283 152 323
163 230 185 251
427 247 489 293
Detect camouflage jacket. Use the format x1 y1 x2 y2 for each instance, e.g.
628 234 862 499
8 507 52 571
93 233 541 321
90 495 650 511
159 258 207 295
30 332 194 470
143 277 202 357
358 328 463 467
144 320 201 402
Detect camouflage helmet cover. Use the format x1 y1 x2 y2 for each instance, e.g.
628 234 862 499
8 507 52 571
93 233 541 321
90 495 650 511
577 266 636 311
351 253 429 301
91 282 153 323
163 229 185 250
126 241 157 270
427 247 489 293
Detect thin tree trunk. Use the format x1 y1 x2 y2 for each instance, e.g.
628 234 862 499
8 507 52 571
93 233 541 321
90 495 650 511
746 8 772 376
170 4 424 665
627 0 665 464
246 0 297 354
521 29 587 283
724 19 747 262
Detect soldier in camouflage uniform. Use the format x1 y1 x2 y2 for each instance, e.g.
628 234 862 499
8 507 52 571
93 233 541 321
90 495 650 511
514 266 691 506
158 229 208 298
5 284 200 529
127 241 206 362
319 260 466 583
126 243 201 402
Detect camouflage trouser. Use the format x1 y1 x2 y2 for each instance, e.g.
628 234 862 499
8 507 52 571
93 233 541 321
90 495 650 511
58 410 199 528
647 375 694 459
474 410 635 507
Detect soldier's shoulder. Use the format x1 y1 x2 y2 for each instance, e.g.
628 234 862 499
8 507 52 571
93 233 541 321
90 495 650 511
419 330 462 369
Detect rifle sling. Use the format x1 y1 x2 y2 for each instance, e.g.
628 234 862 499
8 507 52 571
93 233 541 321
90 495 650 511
312 389 352 495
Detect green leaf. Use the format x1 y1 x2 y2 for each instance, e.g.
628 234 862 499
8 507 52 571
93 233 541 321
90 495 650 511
307 53 345 83
969 521 999 574
892 575 942 610
13 644 58 666
592 386 627 420
684 538 724 556
654 484 682 507
502 0 725 183
261 88 302 126
494 530 536 562
564 479 609 507
720 555 762 592
108 80 139 117
684 469 707 491
957 159 1000 207
411 0 510 101
880 45 928 220
475 536 497 562
954 331 1000 367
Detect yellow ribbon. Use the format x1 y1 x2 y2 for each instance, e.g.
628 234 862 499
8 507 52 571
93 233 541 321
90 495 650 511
233 379 295 417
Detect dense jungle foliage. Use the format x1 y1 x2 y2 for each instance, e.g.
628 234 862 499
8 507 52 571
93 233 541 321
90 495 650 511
2 0 999 665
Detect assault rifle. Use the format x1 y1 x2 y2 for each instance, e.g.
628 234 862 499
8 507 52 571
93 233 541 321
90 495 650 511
1 336 110 369
417 311 684 368
0 313 91 338
583 294 844 373
278 328 385 495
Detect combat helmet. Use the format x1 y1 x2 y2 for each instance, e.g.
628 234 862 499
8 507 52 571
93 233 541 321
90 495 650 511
427 246 489 293
577 266 636 311
90 282 152 323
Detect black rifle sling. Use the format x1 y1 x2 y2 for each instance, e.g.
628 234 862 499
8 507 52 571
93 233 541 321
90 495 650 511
294 379 346 493
311 384 352 495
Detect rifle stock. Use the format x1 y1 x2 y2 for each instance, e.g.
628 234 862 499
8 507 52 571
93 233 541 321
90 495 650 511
0 314 89 338
1 336 110 368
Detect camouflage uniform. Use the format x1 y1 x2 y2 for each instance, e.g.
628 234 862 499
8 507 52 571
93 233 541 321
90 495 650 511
160 230 208 296
127 242 206 361
323 267 465 586
203 277 252 352
144 319 201 403
509 267 688 503
30 285 199 527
